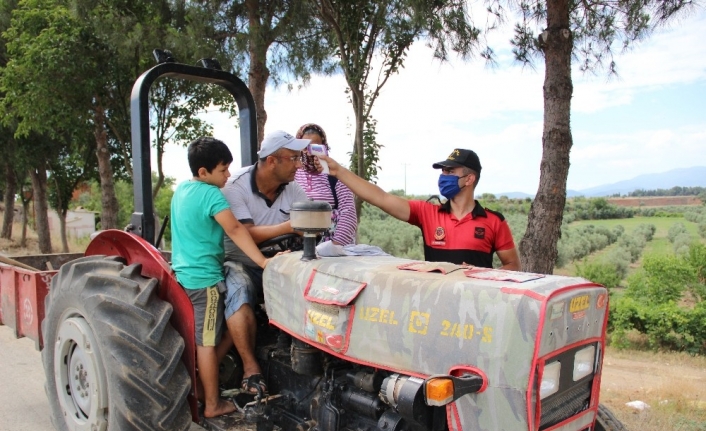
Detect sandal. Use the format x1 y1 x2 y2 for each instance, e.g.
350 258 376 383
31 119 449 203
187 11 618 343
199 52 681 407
241 373 268 396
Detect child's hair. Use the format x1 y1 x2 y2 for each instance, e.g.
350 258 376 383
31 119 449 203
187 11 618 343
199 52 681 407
187 137 234 176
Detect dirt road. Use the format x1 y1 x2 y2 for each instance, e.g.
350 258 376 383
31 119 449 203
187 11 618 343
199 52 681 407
2 325 704 430
599 348 706 430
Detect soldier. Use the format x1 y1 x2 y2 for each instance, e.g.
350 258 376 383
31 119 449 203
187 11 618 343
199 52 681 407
319 149 520 270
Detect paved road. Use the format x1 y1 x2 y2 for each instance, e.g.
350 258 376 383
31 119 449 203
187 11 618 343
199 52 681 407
0 326 54 431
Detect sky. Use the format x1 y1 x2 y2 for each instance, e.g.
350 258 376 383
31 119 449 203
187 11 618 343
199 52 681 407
160 6 706 197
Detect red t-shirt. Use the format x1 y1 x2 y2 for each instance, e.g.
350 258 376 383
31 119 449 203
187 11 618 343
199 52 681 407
407 200 515 267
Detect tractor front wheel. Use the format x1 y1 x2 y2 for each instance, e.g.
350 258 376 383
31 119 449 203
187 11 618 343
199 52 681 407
42 255 192 431
594 403 627 431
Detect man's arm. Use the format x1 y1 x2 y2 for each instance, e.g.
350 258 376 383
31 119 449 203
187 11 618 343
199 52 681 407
319 155 410 222
496 248 521 271
214 209 269 268
242 221 297 244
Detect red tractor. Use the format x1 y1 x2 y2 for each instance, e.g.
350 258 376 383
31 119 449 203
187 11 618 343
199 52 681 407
2 53 627 431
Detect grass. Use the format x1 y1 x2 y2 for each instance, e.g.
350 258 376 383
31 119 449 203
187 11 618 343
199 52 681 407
554 215 705 277
601 347 706 431
0 210 87 256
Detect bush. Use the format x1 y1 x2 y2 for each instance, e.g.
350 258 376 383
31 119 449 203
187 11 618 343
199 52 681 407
575 260 623 289
625 254 696 305
668 222 688 243
610 298 706 355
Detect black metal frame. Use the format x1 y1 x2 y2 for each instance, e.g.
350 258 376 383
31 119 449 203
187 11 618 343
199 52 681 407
128 61 258 245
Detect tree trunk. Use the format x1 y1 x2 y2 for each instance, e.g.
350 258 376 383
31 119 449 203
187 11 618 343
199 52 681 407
59 209 69 253
351 87 365 218
1 164 17 239
20 199 29 248
246 0 271 146
519 0 573 274
94 105 119 230
29 162 53 254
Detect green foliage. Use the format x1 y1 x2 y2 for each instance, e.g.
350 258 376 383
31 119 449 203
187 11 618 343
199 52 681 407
71 173 175 241
349 114 383 183
625 254 696 305
668 222 688 242
563 197 635 222
575 260 622 289
629 186 705 197
555 223 623 267
610 242 706 354
357 201 423 260
610 298 706 355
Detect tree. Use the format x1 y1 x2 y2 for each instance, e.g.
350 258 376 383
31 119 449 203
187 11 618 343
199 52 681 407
149 80 235 198
47 133 95 252
505 0 697 274
1 0 223 231
0 136 18 240
1 0 124 229
195 0 335 144
0 0 18 240
313 0 480 212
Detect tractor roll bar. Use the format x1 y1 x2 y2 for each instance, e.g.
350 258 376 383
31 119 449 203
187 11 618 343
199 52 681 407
129 57 258 245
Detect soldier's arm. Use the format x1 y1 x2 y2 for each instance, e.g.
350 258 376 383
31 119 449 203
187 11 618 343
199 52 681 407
319 155 410 222
497 247 521 271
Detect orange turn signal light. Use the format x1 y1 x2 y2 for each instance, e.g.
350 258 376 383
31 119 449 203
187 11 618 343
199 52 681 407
425 377 454 406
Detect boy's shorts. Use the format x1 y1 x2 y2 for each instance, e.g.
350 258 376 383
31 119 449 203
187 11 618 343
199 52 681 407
224 261 263 319
185 283 225 347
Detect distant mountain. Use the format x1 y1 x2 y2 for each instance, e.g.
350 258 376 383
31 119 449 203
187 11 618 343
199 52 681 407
493 166 706 199
575 166 706 197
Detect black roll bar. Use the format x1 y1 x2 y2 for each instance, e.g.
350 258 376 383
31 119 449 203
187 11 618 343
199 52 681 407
128 60 258 245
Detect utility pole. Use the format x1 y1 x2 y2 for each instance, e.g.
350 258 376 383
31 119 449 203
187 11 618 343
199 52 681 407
402 163 410 196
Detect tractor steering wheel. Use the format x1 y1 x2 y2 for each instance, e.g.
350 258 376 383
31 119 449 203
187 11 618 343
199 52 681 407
258 233 303 257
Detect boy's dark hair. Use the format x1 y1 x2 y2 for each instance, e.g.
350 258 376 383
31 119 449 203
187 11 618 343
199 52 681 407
187 137 233 176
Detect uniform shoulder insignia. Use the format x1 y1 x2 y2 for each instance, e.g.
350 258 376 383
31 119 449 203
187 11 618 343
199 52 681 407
485 208 506 221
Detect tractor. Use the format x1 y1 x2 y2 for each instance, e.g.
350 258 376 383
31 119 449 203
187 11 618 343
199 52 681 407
8 52 627 431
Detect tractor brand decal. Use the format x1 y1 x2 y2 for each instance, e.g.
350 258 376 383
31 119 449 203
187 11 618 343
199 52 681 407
23 298 33 325
550 302 565 320
596 294 607 309
474 227 485 239
307 309 336 330
440 321 493 343
359 307 398 325
408 311 430 335
569 295 590 313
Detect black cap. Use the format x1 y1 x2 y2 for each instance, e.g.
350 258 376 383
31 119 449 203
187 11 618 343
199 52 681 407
432 149 482 172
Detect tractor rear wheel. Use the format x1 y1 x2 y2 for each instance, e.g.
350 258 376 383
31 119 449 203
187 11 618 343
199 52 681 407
42 255 192 431
594 403 627 431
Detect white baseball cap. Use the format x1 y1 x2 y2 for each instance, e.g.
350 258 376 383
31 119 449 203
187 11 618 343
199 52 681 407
258 130 311 158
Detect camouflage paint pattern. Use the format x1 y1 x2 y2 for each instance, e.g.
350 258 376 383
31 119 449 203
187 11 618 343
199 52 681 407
263 253 608 431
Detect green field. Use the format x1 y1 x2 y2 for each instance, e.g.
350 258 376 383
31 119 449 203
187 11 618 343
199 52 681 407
554 216 704 277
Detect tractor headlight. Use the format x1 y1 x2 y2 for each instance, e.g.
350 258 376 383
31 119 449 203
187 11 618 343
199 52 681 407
540 361 561 399
572 345 596 381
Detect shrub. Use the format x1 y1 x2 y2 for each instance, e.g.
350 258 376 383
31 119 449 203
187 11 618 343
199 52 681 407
625 254 696 305
668 222 688 243
575 260 622 289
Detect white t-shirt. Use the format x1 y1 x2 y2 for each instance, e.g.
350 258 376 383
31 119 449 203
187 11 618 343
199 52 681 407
221 164 308 267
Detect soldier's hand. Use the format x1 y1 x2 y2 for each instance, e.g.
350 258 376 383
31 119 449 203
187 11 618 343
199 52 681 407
318 155 339 176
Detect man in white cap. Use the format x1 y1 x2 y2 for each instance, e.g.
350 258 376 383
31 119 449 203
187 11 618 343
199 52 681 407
221 130 310 394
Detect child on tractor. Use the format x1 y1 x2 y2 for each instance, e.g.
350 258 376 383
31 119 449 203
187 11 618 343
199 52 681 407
170 136 271 418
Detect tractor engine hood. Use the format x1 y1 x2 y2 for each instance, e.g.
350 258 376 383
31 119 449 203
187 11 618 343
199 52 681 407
263 252 607 392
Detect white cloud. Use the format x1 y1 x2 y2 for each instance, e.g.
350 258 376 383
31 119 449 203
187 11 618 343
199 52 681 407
160 7 706 197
